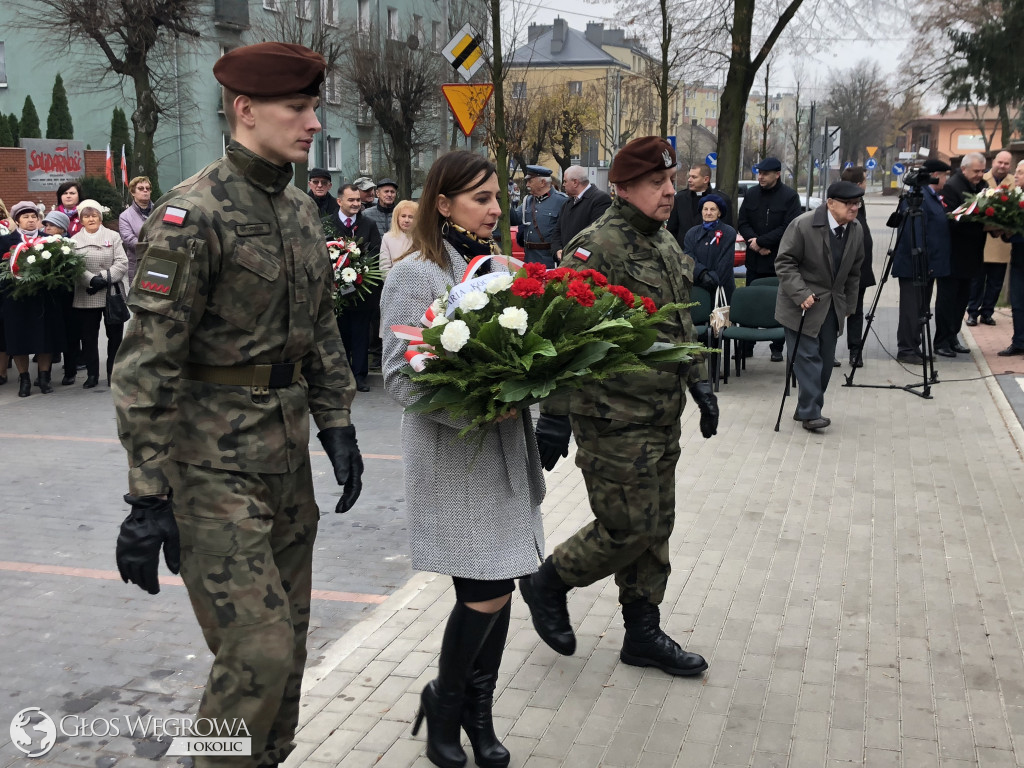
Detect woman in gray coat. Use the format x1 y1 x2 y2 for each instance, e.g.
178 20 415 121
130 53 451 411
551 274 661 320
381 151 545 768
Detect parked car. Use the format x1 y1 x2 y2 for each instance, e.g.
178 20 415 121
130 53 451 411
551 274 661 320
735 180 822 212
509 225 525 261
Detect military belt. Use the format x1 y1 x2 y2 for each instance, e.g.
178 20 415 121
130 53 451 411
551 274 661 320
524 242 552 250
185 362 301 388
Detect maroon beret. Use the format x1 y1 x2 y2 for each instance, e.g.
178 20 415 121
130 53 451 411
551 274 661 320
608 136 677 184
213 42 326 98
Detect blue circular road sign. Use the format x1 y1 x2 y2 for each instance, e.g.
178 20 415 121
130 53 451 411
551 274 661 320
705 152 717 168
892 163 906 175
865 158 877 170
844 161 853 169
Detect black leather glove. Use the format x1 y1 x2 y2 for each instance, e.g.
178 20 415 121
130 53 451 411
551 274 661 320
116 494 180 595
696 269 718 293
318 426 364 513
688 381 719 438
534 413 572 471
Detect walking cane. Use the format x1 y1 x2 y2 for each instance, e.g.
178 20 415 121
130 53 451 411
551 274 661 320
774 296 817 432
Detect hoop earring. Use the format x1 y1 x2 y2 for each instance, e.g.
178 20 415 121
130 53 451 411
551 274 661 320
440 218 451 237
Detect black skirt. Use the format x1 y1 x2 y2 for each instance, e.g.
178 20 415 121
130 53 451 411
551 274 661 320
1 287 67 355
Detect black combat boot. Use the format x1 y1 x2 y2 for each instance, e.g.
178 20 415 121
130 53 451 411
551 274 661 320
38 370 54 394
519 556 575 655
620 600 708 677
413 602 500 768
18 372 31 397
462 601 511 768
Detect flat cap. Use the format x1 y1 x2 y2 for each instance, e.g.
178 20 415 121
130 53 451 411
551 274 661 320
354 176 376 191
308 167 332 181
524 165 553 178
921 159 952 173
826 180 865 201
9 201 39 221
756 157 782 173
608 137 676 184
213 42 325 98
376 178 398 189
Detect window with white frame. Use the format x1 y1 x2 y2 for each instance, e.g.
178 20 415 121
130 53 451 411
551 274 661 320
360 141 373 173
322 0 339 26
326 137 341 170
325 70 342 105
296 0 312 18
263 0 278 10
512 82 526 99
387 8 399 39
358 0 370 31
567 81 582 95
0 43 7 87
432 21 442 48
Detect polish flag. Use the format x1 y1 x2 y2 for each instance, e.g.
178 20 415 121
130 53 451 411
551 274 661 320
121 145 128 185
104 144 114 185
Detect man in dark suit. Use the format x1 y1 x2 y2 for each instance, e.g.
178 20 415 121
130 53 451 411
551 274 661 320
667 163 733 247
775 181 865 432
934 152 987 357
323 183 383 392
738 156 802 360
556 165 612 261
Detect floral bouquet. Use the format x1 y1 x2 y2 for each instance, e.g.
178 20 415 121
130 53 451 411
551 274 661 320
948 185 1024 234
329 237 384 312
0 235 84 299
392 257 709 436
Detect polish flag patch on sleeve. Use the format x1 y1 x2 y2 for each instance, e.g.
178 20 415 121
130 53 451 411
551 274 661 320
162 206 188 226
572 247 591 262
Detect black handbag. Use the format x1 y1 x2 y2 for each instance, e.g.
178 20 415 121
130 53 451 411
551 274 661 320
104 271 131 325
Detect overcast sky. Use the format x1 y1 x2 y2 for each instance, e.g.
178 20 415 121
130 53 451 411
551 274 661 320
517 0 914 98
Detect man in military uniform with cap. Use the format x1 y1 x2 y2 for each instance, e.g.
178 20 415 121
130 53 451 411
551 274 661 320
775 180 865 431
521 136 719 677
512 164 568 268
111 42 365 768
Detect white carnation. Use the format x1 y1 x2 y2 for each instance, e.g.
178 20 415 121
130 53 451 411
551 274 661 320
460 290 489 311
42 253 51 260
350 247 361 257
431 315 448 327
26 254 36 264
485 274 514 294
60 246 71 255
341 267 358 283
498 306 529 335
440 319 470 352
33 243 44 251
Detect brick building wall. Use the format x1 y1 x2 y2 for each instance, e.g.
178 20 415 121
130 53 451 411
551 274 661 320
0 148 108 217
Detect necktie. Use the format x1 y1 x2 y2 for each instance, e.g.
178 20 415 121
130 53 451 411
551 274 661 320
834 225 844 239
830 226 845 274
345 218 353 229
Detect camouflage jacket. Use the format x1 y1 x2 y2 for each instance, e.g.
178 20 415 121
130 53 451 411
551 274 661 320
112 141 355 496
543 198 705 426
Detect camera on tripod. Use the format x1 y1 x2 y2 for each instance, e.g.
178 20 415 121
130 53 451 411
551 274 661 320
902 165 939 188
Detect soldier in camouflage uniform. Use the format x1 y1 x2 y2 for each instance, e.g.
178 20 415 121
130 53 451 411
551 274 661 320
520 136 719 677
111 43 364 768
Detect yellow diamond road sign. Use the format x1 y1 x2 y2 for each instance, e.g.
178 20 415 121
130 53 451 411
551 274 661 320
442 24 485 82
866 146 878 158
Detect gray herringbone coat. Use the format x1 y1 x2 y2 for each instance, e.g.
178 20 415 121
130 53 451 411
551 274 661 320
381 243 546 579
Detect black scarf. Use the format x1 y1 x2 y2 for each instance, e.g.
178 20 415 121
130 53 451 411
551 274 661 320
444 222 495 268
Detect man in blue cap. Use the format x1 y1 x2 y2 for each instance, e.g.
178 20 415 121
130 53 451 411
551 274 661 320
513 164 568 267
737 156 802 360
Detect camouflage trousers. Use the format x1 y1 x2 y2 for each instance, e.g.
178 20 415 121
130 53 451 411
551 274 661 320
171 461 320 768
552 416 682 606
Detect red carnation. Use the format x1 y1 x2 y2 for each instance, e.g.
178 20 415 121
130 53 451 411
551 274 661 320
641 296 657 314
607 284 635 307
547 267 578 282
566 278 596 307
355 274 364 284
985 206 996 217
1019 200 1024 209
579 268 609 286
1001 195 1010 202
511 277 545 297
524 262 548 280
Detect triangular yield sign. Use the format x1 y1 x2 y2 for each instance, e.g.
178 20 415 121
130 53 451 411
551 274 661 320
441 84 494 136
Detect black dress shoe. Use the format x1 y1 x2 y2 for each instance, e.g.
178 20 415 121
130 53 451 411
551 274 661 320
802 417 830 431
849 351 863 368
981 316 997 326
519 557 575 655
356 379 370 392
83 375 99 389
61 373 76 385
897 353 924 364
951 342 970 354
770 351 784 362
965 317 978 327
934 346 957 358
998 345 1024 357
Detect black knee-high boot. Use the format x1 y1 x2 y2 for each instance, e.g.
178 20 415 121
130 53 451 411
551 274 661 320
462 601 511 768
413 603 500 768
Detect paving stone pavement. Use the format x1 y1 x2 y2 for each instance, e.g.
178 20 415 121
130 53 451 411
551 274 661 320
6 195 1024 767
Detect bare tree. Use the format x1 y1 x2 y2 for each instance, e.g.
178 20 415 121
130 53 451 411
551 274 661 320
756 60 776 159
543 91 601 172
346 26 444 200
825 60 891 165
592 74 658 158
21 0 203 190
788 78 808 188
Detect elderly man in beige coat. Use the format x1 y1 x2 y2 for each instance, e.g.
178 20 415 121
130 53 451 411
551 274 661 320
967 150 1014 326
775 180 865 431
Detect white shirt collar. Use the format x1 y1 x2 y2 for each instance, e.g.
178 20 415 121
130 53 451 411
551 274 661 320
576 183 591 202
826 209 841 231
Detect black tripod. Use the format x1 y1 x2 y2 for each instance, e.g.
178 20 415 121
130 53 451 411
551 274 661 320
843 182 939 398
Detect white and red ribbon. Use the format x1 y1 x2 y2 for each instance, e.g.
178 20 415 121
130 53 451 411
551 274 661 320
713 229 722 245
